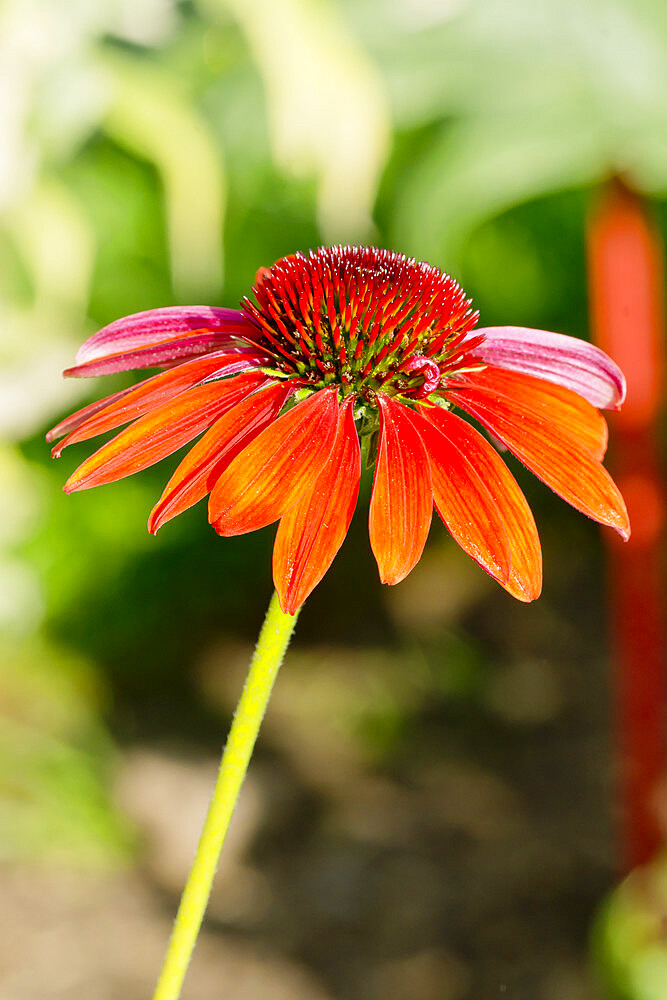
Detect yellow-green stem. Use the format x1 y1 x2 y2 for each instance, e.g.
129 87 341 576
152 590 300 1000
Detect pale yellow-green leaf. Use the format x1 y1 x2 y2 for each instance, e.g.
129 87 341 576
209 0 390 241
101 50 225 301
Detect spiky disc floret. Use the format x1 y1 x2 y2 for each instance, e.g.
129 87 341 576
241 246 481 404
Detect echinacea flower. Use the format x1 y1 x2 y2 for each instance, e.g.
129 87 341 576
49 245 629 613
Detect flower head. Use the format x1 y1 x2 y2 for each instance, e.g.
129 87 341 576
49 245 629 612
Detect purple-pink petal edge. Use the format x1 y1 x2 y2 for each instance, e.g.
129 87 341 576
75 306 252 365
66 336 264 378
470 326 626 410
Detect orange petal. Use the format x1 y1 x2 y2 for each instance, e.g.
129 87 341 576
449 378 630 539
418 405 542 601
369 395 432 585
209 387 339 536
273 396 360 613
148 380 296 532
404 407 511 586
455 365 608 459
64 377 265 492
47 386 136 443
52 355 265 457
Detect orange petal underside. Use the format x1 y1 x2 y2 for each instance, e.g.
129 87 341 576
64 373 268 492
148 380 296 532
47 387 136 443
369 395 433 585
405 407 511 586
273 396 360 614
209 387 339 536
455 365 609 459
449 371 630 539
52 353 264 456
418 405 542 601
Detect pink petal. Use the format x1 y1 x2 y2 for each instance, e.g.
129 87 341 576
470 326 626 409
65 335 266 378
75 306 253 364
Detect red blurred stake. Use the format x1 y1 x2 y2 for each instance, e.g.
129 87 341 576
587 178 666 872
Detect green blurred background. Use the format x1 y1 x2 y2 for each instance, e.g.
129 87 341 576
1 0 667 997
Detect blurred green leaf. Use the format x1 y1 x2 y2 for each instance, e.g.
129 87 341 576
0 638 131 865
594 858 667 1000
101 48 226 300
